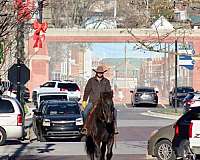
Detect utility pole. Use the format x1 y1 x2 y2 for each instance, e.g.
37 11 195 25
174 40 178 112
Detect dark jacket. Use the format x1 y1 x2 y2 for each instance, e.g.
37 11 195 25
83 76 111 104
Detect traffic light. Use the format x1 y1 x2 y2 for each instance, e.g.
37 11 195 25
0 42 3 64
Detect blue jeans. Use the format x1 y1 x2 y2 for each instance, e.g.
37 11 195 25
82 102 93 122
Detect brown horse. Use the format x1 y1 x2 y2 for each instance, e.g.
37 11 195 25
85 91 115 160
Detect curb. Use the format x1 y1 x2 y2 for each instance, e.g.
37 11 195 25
142 110 181 120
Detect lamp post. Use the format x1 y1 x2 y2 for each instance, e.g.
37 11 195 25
37 0 44 23
174 40 178 112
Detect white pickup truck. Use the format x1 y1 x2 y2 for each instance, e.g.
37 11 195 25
190 120 200 155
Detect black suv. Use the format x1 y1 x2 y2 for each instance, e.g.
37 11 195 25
32 100 83 141
169 86 194 108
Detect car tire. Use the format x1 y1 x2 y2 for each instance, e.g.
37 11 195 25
179 139 196 160
155 140 176 160
0 127 6 146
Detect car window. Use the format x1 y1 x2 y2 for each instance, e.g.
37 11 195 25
41 82 56 87
137 88 154 92
40 95 68 102
58 83 79 91
0 100 14 113
45 103 80 115
184 93 194 100
177 87 194 93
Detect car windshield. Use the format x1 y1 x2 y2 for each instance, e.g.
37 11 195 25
177 87 194 93
41 82 56 87
45 103 80 115
58 83 79 91
137 88 154 92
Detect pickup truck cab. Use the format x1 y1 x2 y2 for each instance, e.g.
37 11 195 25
190 120 200 155
172 106 200 159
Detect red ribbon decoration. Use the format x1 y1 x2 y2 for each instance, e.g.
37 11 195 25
33 20 48 48
14 0 34 23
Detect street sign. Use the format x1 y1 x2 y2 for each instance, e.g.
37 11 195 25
178 55 195 70
8 63 30 85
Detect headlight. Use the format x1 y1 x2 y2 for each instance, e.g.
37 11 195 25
150 129 158 137
43 119 51 126
76 117 83 126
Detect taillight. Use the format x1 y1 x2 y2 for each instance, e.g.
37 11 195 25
60 88 68 91
186 99 195 105
189 122 193 138
175 124 179 136
76 88 80 91
17 114 22 126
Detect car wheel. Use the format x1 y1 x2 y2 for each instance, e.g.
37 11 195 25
155 140 176 160
179 140 196 160
0 127 6 146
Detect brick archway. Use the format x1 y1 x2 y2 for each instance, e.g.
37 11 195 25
27 29 200 93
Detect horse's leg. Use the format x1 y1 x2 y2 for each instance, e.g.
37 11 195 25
100 142 106 160
89 153 94 160
106 137 114 160
95 141 101 160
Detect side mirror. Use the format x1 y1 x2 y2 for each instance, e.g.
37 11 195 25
39 85 43 88
169 91 172 94
130 90 133 93
33 109 41 116
156 91 159 93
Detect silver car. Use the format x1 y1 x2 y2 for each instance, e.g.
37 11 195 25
130 86 158 107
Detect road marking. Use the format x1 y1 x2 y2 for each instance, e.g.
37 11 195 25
160 103 167 108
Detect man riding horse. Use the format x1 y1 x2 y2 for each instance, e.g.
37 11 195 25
81 65 119 135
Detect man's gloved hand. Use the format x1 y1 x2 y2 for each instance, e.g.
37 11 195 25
82 101 87 110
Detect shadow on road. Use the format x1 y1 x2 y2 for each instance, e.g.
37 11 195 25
37 143 55 153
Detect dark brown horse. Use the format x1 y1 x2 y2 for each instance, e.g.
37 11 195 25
85 91 115 160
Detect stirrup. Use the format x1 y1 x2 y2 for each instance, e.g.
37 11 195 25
114 130 119 135
81 128 87 135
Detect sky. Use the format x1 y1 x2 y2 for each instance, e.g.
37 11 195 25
89 43 165 59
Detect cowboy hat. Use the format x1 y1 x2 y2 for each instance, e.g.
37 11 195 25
92 65 107 73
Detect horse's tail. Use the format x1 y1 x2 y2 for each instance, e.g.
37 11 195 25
85 135 96 155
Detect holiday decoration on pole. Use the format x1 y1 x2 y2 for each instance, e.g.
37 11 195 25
14 0 34 23
33 0 48 48
33 20 48 48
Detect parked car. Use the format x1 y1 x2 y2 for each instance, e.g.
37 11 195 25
172 106 200 159
0 95 25 145
32 100 83 142
148 124 176 160
183 91 200 113
32 80 81 102
3 84 30 102
169 86 194 108
130 86 158 107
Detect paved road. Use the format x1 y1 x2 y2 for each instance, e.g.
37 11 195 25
0 104 176 160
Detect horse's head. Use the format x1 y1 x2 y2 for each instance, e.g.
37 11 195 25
99 91 114 124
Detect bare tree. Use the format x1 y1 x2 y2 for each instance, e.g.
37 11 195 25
0 0 36 71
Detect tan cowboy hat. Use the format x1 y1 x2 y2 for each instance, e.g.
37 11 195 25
92 65 107 73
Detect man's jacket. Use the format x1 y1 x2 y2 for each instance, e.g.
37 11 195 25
83 76 111 104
